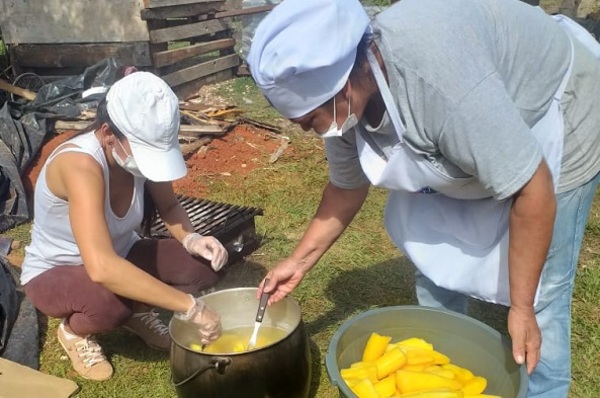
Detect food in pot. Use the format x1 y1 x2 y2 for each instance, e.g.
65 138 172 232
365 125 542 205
188 325 288 353
340 333 501 398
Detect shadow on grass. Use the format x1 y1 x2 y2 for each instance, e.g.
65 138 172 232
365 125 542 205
305 256 510 342
305 257 418 338
307 337 322 398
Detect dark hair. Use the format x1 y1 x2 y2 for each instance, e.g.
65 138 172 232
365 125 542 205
80 98 124 138
349 29 380 84
77 97 158 236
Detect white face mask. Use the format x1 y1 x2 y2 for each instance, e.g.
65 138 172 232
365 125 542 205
320 95 359 138
112 139 145 178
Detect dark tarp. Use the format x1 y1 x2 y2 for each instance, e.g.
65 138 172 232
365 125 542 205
0 255 38 369
0 58 122 232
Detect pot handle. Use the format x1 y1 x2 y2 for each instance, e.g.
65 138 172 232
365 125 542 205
171 356 232 387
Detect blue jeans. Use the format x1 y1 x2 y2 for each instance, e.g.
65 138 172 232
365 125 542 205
415 172 600 398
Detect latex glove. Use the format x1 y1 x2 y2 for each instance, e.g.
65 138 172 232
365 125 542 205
174 295 222 345
182 233 228 271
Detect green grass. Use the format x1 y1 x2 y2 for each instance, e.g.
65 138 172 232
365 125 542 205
4 75 600 398
4 57 600 398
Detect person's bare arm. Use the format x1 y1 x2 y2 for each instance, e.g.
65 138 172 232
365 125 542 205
146 180 195 242
260 181 370 303
508 160 556 374
52 153 191 313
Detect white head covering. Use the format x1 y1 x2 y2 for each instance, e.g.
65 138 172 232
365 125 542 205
106 72 187 182
247 0 370 119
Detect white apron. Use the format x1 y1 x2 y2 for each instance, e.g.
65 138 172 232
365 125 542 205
355 15 595 305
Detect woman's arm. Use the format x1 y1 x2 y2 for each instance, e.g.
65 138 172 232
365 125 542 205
51 152 192 313
146 181 228 270
145 180 195 242
508 159 556 374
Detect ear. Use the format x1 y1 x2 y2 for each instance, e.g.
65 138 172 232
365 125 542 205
99 123 116 146
342 79 352 95
341 80 354 108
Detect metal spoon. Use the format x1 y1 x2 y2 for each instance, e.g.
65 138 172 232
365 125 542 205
247 279 271 351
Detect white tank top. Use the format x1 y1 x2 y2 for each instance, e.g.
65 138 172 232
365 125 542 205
20 131 144 285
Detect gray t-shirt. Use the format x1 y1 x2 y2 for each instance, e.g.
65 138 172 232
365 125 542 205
326 0 600 200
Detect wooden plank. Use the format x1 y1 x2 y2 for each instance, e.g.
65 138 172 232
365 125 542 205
54 121 93 131
140 1 224 19
143 3 275 20
0 0 149 44
162 54 238 87
173 68 233 100
149 18 230 43
11 43 152 69
180 124 225 136
0 79 37 101
144 0 215 8
153 38 234 68
181 137 212 158
214 4 276 18
53 120 223 136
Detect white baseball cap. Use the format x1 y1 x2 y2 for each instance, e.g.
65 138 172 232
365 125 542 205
247 0 370 119
106 72 187 182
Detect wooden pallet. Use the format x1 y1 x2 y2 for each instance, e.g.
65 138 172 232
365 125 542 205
1 0 275 99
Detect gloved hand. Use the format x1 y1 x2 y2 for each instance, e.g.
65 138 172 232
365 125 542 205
174 295 222 345
182 233 229 271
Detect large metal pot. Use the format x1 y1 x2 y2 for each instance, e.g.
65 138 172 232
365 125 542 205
169 288 312 398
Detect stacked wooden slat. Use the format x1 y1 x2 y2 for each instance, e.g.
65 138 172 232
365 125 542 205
141 0 240 99
52 101 244 158
2 0 278 97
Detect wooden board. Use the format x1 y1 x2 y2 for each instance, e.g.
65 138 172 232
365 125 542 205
149 18 230 43
162 53 238 87
153 38 234 68
215 4 276 18
0 0 149 44
10 43 152 68
0 79 37 101
141 1 224 19
173 68 233 100
144 0 215 8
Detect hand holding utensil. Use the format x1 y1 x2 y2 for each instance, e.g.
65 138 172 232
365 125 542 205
247 278 271 350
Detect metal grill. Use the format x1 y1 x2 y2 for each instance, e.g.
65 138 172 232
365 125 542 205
149 195 264 263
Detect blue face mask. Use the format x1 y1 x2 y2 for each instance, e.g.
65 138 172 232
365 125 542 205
112 139 144 178
319 95 359 138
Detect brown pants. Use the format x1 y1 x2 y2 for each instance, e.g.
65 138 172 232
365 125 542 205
24 238 220 336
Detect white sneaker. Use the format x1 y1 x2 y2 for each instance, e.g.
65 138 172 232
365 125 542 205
122 310 171 351
57 320 114 381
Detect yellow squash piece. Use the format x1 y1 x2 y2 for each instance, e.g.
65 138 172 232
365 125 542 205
374 375 397 398
189 343 203 352
363 332 393 362
461 376 488 395
400 390 464 397
351 378 380 398
402 348 436 366
442 364 475 383
424 365 456 380
402 364 430 372
396 370 463 394
397 338 434 351
375 347 407 379
464 395 501 398
431 351 451 365
341 362 379 384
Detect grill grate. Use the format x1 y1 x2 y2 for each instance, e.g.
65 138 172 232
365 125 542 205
148 195 264 264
